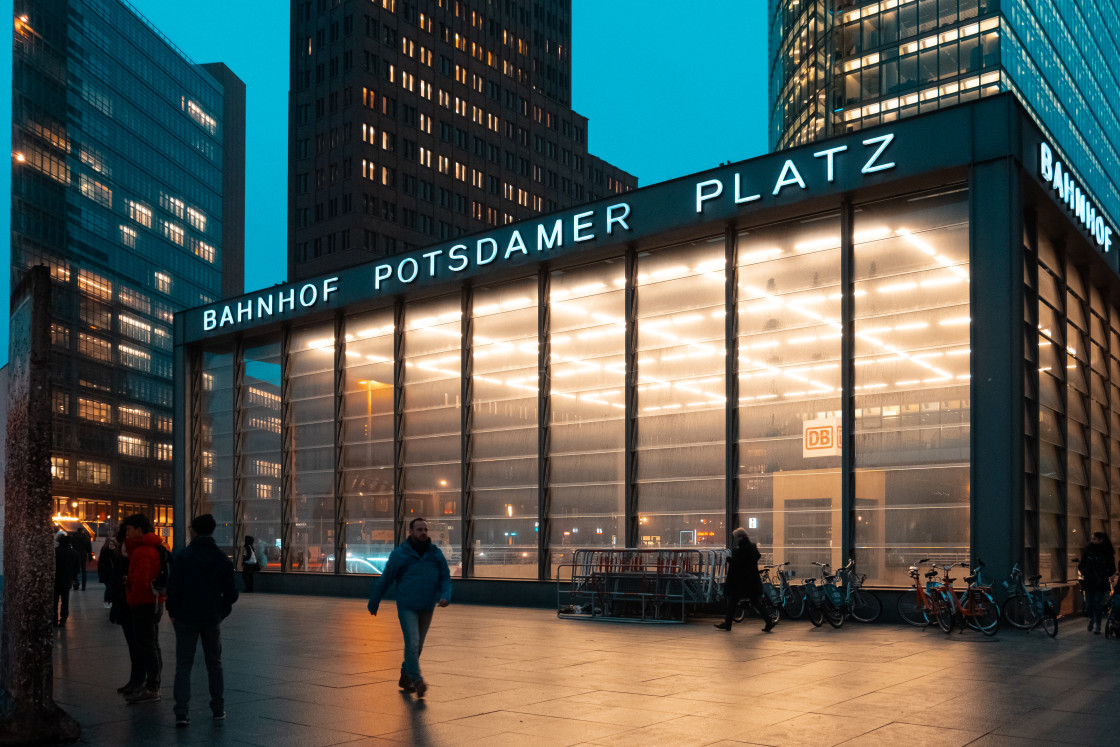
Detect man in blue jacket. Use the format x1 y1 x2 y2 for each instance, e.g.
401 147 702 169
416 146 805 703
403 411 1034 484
166 513 238 727
368 517 452 698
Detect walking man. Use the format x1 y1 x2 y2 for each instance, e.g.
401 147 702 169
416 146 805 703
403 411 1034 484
715 527 776 633
53 533 80 626
368 518 452 697
166 514 238 727
121 513 166 703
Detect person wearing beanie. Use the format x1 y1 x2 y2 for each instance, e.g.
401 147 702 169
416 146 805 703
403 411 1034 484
165 513 238 727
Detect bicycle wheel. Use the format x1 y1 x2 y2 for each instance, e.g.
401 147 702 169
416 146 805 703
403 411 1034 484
732 600 747 623
781 586 806 620
1003 592 1039 629
823 599 844 628
807 603 824 627
848 590 882 623
762 598 780 627
935 592 955 633
1042 603 1058 638
897 590 930 627
966 592 1000 636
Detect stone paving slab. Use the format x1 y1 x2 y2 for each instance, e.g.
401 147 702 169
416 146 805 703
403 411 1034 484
40 586 1120 746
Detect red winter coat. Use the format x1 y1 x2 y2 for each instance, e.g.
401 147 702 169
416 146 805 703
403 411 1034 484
124 532 165 606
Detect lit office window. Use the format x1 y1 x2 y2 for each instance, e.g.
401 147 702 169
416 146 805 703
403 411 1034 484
128 200 152 228
119 406 152 429
852 188 971 585
76 461 111 485
79 174 112 208
78 333 112 362
120 225 137 248
78 397 112 423
78 269 112 301
192 239 215 263
160 193 185 219
119 344 151 372
118 434 147 458
155 443 173 461
636 236 726 548
163 221 184 246
186 207 206 232
51 456 70 481
119 314 152 344
154 272 172 293
185 99 217 133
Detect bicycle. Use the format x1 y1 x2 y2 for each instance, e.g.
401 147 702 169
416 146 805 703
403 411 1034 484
801 562 844 628
897 558 939 627
729 586 780 627
835 558 882 623
931 561 1000 636
756 562 806 620
1001 562 1057 637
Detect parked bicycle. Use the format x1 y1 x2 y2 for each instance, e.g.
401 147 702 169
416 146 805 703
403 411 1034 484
741 562 804 620
1001 562 1057 637
897 558 938 627
799 562 844 628
835 558 882 623
931 560 1000 636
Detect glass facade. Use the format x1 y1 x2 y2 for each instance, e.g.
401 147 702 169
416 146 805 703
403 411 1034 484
11 0 243 544
186 185 981 584
769 0 1119 229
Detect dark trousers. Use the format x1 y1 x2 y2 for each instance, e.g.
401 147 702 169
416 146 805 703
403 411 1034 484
243 566 256 593
78 561 87 590
131 602 163 690
54 585 71 622
172 620 224 718
120 609 145 686
723 593 767 626
1086 589 1108 629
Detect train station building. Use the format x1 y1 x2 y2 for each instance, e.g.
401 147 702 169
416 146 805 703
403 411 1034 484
174 95 1118 593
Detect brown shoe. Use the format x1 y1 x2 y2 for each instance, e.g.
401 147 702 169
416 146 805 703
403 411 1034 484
398 673 416 693
714 622 732 631
413 678 427 698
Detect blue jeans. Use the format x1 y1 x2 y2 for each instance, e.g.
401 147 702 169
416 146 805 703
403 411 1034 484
397 608 433 682
173 620 224 718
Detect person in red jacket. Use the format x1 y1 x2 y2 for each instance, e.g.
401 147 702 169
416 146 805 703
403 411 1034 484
122 513 165 704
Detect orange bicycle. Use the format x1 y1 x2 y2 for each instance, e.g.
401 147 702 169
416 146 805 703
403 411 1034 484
930 561 1000 636
897 558 939 626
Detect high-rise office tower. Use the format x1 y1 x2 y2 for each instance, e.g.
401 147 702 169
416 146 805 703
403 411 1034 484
288 0 636 281
11 0 245 538
768 0 1119 219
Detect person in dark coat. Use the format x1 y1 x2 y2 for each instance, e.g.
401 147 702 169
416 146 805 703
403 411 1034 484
166 513 238 727
70 528 93 590
241 535 260 592
1080 531 1117 634
715 528 775 633
368 517 452 698
54 534 81 626
104 525 145 694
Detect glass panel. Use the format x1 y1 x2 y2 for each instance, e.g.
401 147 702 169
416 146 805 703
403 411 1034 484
738 214 842 576
471 278 538 578
289 325 336 572
853 189 970 585
549 260 625 575
636 236 725 548
199 350 234 550
342 309 396 574
241 342 282 570
403 295 462 572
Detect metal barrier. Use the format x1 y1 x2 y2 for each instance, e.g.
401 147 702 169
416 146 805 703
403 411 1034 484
556 548 730 623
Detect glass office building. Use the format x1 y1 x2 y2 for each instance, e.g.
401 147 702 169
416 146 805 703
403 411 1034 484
11 0 245 541
769 0 1119 228
177 97 1117 591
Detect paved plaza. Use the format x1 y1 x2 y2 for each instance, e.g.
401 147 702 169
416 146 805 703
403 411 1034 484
47 587 1120 746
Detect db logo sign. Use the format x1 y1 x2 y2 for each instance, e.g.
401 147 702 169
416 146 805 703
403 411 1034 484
805 426 834 450
803 418 841 457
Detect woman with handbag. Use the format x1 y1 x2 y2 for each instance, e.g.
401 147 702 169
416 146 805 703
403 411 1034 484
241 536 261 593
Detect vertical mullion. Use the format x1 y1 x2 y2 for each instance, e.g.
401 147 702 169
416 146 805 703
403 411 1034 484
538 269 552 580
840 200 855 561
624 246 638 548
333 312 346 574
280 325 294 572
461 287 475 577
393 300 405 545
233 337 247 566
725 226 740 538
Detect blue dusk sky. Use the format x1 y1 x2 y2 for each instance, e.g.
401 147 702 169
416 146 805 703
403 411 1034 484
1 1 769 360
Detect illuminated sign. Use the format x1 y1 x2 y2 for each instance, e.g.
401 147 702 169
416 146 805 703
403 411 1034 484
1039 142 1113 254
803 417 841 458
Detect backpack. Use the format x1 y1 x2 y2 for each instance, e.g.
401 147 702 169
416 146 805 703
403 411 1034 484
151 544 171 597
